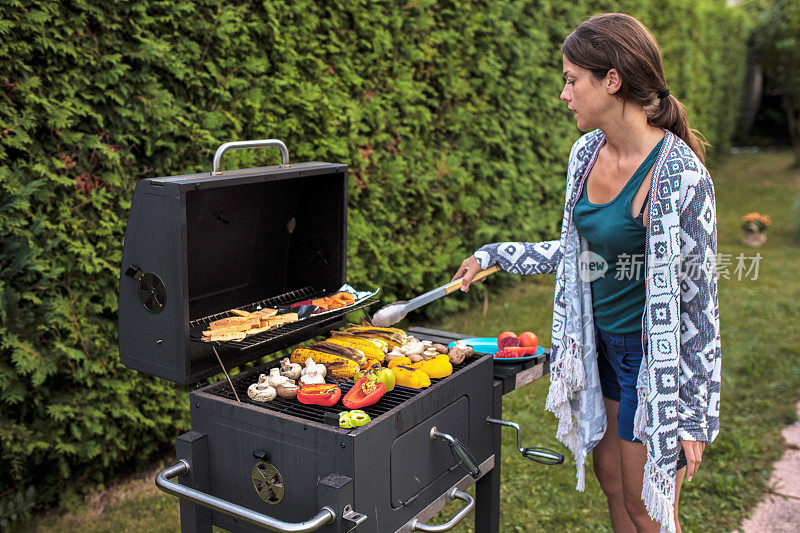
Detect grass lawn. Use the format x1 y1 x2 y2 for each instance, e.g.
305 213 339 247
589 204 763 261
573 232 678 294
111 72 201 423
29 151 800 532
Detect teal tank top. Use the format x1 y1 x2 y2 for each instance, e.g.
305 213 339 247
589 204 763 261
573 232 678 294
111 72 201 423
572 139 662 334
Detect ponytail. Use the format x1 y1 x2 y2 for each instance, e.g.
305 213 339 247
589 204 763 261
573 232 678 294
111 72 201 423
649 94 709 164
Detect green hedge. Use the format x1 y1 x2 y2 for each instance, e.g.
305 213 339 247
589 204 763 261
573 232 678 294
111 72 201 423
0 0 747 510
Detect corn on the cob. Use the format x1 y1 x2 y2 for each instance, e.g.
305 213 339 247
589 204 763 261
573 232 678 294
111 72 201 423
325 337 385 363
308 342 368 367
346 325 407 336
343 327 407 348
289 348 361 379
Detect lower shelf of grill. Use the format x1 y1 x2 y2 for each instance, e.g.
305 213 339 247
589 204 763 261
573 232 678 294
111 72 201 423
207 357 482 426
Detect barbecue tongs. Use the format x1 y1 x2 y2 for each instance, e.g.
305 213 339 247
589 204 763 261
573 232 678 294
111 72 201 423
372 265 499 327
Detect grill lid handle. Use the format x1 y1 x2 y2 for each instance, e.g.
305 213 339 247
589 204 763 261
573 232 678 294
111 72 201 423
212 139 290 175
156 460 335 532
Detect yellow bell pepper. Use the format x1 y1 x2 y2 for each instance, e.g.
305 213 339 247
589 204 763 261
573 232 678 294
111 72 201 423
390 365 431 389
410 354 453 379
387 357 411 368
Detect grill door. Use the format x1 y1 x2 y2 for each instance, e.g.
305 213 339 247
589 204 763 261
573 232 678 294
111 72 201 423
389 396 470 507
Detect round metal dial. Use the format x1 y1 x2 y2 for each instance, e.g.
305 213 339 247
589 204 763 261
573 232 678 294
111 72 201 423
251 461 284 504
137 272 167 314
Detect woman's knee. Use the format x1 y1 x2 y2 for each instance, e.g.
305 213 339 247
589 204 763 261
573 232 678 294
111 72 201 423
593 457 624 497
623 493 657 528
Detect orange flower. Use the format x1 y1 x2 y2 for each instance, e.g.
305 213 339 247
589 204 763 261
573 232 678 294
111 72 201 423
741 212 771 231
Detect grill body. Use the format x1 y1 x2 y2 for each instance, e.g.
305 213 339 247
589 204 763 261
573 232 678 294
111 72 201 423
186 351 495 533
117 143 555 533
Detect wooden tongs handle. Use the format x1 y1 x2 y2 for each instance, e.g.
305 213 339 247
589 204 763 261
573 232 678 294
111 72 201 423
442 265 499 295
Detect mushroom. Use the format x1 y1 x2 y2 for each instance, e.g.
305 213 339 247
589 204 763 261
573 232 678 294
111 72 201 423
276 380 300 400
247 380 277 402
267 368 288 388
422 348 439 359
385 349 406 362
302 357 327 378
299 371 325 386
431 343 449 354
280 358 302 380
448 343 474 365
400 341 425 357
299 359 326 386
454 341 474 359
409 354 424 363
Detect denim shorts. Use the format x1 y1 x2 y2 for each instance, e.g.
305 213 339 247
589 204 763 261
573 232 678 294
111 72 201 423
595 325 644 443
595 325 688 470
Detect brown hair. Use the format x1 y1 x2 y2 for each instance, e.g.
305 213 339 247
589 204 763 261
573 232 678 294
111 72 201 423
562 13 708 163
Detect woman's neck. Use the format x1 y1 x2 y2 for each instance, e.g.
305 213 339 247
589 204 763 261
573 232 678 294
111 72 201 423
599 106 664 161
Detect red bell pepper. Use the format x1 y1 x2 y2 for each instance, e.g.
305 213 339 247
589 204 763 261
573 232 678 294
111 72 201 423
342 377 386 409
297 384 341 406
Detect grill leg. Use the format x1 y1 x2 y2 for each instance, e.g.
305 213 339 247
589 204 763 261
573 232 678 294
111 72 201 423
475 379 503 533
176 431 213 533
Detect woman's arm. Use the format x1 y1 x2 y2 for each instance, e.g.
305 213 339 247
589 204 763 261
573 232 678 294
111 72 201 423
475 240 562 275
451 240 561 291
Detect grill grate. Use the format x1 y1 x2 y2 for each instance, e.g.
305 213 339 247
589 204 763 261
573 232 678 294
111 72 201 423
209 357 483 426
189 286 378 351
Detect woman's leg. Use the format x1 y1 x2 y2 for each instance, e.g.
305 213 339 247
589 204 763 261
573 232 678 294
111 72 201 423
674 462 685 533
593 398 636 533
619 441 685 533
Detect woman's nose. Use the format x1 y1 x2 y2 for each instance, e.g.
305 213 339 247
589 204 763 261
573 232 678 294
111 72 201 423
560 87 569 102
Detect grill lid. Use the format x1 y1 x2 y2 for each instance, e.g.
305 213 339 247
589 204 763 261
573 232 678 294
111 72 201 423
118 140 357 386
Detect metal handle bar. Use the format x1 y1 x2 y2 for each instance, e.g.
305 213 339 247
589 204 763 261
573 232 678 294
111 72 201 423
522 447 565 465
410 488 475 532
430 427 481 479
212 139 290 175
155 460 335 532
486 418 565 465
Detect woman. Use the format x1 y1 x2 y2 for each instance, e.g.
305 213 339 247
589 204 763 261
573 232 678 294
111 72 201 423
452 13 720 533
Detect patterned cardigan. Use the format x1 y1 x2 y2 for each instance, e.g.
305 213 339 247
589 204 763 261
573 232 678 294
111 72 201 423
475 129 721 533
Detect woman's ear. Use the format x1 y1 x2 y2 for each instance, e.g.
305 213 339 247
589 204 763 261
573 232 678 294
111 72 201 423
605 68 621 95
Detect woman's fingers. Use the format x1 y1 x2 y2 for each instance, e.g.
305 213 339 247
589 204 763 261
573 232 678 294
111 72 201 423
451 258 472 283
460 261 483 291
682 440 706 481
451 256 482 291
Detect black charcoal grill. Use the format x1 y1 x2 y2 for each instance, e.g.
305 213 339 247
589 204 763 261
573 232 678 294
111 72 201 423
118 140 562 533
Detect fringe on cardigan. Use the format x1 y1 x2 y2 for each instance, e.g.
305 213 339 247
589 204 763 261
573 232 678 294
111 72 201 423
642 458 677 533
636 376 676 533
545 336 588 491
634 381 649 442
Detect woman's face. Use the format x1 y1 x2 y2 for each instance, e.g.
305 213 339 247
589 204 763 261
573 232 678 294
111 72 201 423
560 56 616 131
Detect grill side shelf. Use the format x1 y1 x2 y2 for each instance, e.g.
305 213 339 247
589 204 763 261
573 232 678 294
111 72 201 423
190 286 378 351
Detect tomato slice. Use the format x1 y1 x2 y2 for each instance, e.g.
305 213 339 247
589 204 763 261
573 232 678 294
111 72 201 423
496 346 538 357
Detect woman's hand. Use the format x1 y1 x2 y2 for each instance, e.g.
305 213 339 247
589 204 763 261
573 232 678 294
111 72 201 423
681 440 706 481
451 255 484 292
